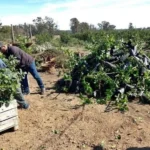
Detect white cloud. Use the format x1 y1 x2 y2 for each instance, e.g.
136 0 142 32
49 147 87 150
1 0 150 30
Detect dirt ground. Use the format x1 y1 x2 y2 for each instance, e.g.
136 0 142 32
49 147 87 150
0 72 150 150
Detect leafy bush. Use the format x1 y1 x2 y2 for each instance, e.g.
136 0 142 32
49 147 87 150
72 29 150 49
35 33 52 45
0 26 11 41
60 32 71 44
0 56 24 105
73 31 92 41
15 35 32 54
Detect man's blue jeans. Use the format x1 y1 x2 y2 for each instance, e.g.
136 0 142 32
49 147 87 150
21 61 44 93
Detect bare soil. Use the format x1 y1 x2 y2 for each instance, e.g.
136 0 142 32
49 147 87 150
0 72 150 150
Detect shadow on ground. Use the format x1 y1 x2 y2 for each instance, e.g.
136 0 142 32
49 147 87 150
93 146 103 150
0 128 15 135
92 146 150 150
127 148 150 150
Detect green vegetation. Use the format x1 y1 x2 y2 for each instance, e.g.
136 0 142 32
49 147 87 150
0 16 150 111
56 34 150 111
0 56 24 105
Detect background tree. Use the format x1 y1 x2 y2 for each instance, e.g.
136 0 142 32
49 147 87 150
89 24 97 31
32 16 57 35
32 16 57 44
79 22 90 33
98 21 116 30
109 24 116 30
33 17 47 34
98 21 110 30
129 22 134 29
45 16 57 35
70 18 80 34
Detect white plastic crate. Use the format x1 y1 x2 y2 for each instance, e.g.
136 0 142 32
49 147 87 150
0 100 19 132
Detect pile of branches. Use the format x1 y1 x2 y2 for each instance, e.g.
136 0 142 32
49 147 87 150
56 40 150 111
34 49 68 70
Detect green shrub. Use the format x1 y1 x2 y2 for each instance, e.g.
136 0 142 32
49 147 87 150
15 35 32 54
0 56 24 104
60 32 71 44
35 33 52 45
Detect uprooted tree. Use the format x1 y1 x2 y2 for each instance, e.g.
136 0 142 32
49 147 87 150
56 35 150 111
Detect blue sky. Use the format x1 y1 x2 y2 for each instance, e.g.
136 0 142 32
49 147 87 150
0 0 150 29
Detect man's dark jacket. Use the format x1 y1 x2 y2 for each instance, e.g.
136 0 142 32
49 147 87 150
4 46 34 69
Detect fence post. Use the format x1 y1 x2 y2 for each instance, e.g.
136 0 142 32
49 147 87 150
29 24 32 39
11 24 15 43
24 23 28 37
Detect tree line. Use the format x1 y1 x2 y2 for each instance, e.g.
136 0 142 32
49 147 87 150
0 16 150 42
1 16 149 35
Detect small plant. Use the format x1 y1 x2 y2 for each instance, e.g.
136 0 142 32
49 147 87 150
52 129 60 134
